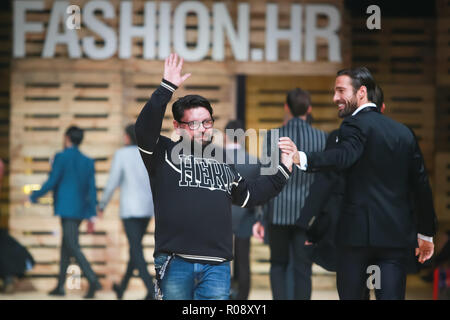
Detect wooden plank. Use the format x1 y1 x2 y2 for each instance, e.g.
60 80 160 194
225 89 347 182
437 18 450 85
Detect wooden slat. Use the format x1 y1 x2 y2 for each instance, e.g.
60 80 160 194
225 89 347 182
0 8 10 229
437 0 450 18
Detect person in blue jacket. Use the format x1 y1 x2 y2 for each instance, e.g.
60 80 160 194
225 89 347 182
30 126 102 299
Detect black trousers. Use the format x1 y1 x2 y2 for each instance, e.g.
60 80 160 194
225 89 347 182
336 246 408 300
57 218 99 288
268 224 313 300
233 236 251 300
118 217 154 293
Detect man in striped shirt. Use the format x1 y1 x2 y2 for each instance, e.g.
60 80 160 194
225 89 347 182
254 88 327 299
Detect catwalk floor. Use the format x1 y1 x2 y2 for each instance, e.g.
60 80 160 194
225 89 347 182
0 274 433 300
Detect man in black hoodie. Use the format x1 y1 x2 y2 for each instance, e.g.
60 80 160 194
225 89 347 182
135 53 294 300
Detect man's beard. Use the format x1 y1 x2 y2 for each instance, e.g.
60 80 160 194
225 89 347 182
193 133 213 148
337 96 358 118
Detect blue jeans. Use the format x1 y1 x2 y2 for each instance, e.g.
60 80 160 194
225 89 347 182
154 254 230 300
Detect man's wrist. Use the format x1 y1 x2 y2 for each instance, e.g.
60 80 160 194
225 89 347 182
278 163 291 180
295 151 308 171
160 78 178 92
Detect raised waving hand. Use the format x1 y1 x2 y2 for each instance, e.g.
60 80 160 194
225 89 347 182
163 53 191 87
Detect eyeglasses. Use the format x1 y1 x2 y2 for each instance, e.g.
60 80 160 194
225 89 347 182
178 118 215 130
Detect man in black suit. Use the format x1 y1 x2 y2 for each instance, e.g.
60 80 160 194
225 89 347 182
296 85 391 272
254 88 327 300
279 67 437 299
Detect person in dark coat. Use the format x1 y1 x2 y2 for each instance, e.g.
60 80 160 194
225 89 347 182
0 228 35 293
281 68 437 300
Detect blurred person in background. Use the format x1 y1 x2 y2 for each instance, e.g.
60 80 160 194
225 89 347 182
224 120 261 300
0 159 35 293
29 126 101 299
253 88 328 300
98 124 155 300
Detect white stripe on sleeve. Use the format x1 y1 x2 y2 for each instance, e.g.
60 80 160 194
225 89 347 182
138 147 153 155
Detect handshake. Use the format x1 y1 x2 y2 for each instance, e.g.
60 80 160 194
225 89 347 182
277 137 300 172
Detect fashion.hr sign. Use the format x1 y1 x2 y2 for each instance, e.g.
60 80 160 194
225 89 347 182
13 0 342 62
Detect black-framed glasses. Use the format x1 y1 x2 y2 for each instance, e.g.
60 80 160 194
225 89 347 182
178 118 215 130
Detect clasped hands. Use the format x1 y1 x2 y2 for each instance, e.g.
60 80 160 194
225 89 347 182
278 137 300 171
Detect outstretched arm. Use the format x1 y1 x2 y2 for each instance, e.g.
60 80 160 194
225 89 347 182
231 150 293 208
135 53 191 169
279 118 366 172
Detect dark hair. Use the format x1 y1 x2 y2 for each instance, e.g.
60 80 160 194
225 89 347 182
172 95 213 122
337 67 376 100
286 88 311 117
125 123 137 145
65 126 83 146
373 85 384 112
225 119 244 143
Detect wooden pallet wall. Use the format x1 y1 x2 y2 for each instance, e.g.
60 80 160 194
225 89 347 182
437 0 450 86
352 18 435 84
0 9 11 229
245 75 340 157
435 153 450 230
9 70 124 290
435 0 450 235
352 16 437 173
436 0 450 152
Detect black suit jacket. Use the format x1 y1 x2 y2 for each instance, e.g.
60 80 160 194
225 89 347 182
305 108 437 248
